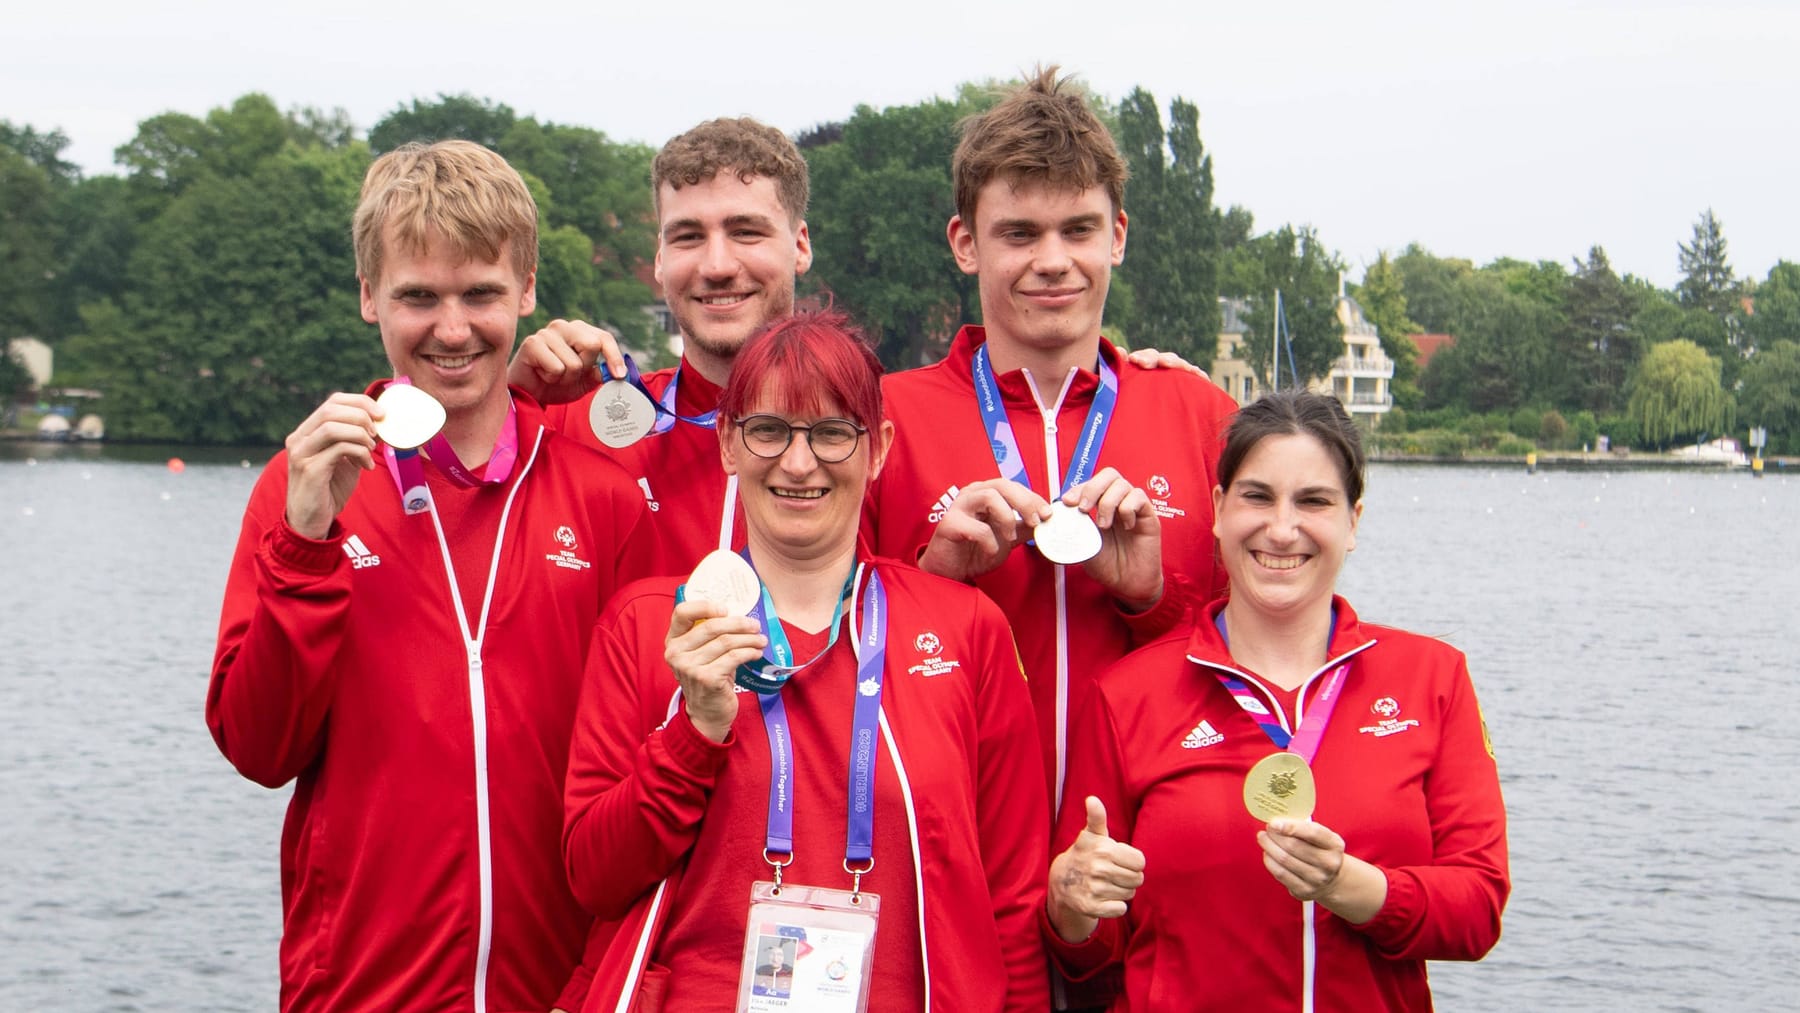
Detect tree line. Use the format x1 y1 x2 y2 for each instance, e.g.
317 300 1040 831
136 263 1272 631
2 89 1795 452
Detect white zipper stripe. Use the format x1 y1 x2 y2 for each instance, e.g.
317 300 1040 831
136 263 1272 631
1303 899 1317 1013
718 474 738 550
1020 365 1080 819
424 422 546 1013
877 707 929 1011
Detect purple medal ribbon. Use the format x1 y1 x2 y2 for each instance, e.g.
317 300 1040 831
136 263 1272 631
601 355 717 434
382 376 519 515
759 567 888 865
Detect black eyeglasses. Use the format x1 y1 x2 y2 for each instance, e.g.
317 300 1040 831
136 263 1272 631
735 414 868 463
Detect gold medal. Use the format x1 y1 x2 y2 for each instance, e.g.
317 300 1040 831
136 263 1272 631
1242 751 1316 822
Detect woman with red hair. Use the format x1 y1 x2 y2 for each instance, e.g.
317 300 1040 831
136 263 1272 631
565 310 1050 1012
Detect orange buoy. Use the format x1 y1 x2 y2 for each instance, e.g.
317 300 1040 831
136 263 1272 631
167 457 186 473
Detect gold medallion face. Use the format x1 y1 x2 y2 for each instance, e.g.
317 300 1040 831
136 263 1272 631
1243 751 1316 822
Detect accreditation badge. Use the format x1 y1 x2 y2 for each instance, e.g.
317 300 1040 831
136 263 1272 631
589 378 659 448
736 881 879 1013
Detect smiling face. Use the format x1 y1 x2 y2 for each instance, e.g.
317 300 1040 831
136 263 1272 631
722 385 893 568
1211 432 1362 624
948 178 1126 370
654 173 812 374
361 228 535 435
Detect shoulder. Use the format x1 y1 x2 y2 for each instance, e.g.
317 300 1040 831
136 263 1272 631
1116 358 1239 415
881 358 963 405
600 576 680 626
1092 628 1194 701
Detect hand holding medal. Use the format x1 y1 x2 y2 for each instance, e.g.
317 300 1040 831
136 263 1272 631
669 550 769 742
373 382 446 450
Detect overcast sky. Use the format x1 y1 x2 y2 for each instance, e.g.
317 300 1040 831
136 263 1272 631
10 1 1794 289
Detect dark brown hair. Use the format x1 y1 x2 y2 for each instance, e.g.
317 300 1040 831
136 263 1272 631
1218 390 1366 504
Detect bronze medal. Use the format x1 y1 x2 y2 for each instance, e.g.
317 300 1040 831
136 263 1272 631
1242 751 1316 822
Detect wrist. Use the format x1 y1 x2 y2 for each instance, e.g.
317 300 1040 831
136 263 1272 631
1115 575 1164 615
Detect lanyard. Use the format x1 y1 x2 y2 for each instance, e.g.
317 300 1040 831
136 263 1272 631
382 377 519 515
601 355 718 434
969 343 1119 498
1210 611 1349 763
735 549 855 694
758 567 888 871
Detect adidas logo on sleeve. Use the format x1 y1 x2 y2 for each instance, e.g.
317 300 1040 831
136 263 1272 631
343 534 382 569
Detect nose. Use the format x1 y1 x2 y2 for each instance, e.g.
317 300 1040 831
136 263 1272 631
699 232 738 281
1031 233 1072 277
777 428 820 476
1265 500 1301 543
434 298 473 344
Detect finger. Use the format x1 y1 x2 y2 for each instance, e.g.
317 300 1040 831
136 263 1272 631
1083 795 1109 837
1085 477 1135 528
595 329 626 382
975 478 1052 524
1107 840 1147 875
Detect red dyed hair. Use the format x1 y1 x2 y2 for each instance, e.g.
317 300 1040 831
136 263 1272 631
719 309 884 431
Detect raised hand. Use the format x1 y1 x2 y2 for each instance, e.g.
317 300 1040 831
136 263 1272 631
663 599 767 743
1047 795 1146 943
506 319 624 405
918 478 1052 583
284 392 383 540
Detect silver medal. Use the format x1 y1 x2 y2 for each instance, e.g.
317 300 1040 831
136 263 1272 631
589 380 659 449
373 383 447 450
685 549 762 617
1033 501 1103 565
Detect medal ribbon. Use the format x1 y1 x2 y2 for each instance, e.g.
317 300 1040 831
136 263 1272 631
735 548 855 694
601 355 718 433
381 376 519 515
1211 610 1349 763
970 343 1119 498
758 567 889 863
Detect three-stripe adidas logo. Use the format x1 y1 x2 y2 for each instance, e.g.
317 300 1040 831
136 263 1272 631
343 534 382 569
926 485 962 524
1181 719 1224 749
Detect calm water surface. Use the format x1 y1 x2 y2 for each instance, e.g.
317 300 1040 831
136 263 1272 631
2 442 1797 1010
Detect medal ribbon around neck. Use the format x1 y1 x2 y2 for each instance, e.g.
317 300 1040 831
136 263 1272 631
600 355 718 434
1211 610 1350 762
756 566 889 863
970 343 1119 498
381 376 519 515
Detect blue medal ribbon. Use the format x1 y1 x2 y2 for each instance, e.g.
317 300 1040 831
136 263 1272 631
756 567 889 866
969 343 1119 497
1210 610 1349 762
600 354 718 434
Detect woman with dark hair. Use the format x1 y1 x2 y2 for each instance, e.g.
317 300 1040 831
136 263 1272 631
564 310 1049 1012
1045 389 1509 1011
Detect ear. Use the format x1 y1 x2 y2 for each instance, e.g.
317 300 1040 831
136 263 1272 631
947 215 979 276
719 420 740 477
793 219 814 277
1111 209 1129 267
359 276 379 324
1211 483 1225 541
518 269 537 318
866 418 896 482
1348 499 1363 552
653 242 665 289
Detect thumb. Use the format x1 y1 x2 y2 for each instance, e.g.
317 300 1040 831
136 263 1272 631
1083 795 1110 838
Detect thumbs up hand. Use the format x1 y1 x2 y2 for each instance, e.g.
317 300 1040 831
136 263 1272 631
1047 796 1147 944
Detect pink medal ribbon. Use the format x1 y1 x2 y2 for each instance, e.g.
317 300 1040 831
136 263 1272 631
381 377 520 515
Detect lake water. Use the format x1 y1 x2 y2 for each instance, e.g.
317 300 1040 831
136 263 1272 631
3 442 1797 1010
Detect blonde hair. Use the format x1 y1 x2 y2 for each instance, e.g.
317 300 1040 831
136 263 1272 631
953 65 1128 224
353 140 538 284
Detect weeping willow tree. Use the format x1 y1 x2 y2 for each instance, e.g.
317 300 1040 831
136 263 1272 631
1626 339 1735 449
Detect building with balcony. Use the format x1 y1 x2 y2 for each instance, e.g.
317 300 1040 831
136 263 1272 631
1210 279 1396 426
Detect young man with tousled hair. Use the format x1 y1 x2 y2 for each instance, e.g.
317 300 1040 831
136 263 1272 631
208 139 651 1012
865 60 1238 843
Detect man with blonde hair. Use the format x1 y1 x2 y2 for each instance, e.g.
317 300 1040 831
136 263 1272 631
208 139 651 1011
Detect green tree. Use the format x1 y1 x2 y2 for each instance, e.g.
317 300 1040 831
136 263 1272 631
1737 341 1800 455
1225 225 1344 388
1350 251 1422 406
1676 209 1737 318
45 175 135 343
803 94 982 369
1419 274 1557 413
369 94 518 153
0 342 32 402
1744 262 1800 350
0 121 80 187
1627 339 1733 449
1559 246 1639 414
1112 88 1220 361
0 146 57 339
1393 244 1474 333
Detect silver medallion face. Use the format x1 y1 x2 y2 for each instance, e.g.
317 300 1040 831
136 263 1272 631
684 549 762 617
1033 501 1103 565
373 383 447 450
589 380 658 449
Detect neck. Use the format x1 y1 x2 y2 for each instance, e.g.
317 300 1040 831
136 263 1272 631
1221 597 1334 691
748 532 858 633
683 347 734 388
982 331 1101 381
435 396 510 469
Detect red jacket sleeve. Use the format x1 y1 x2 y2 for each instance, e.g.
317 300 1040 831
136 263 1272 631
969 595 1053 1011
563 589 732 918
1042 680 1133 982
205 456 351 788
1355 657 1510 960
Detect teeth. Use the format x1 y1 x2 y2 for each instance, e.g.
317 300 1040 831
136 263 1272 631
1253 551 1304 570
772 488 826 499
428 354 477 368
699 295 748 306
